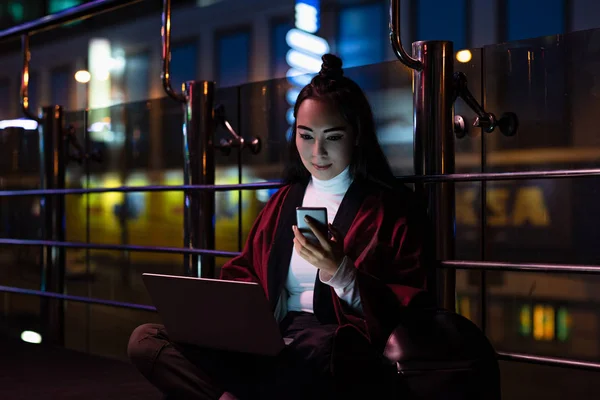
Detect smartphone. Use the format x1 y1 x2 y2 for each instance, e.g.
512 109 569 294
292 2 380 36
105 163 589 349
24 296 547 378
296 207 328 244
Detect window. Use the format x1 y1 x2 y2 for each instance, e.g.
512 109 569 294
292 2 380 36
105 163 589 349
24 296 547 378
124 51 150 103
518 303 571 342
271 19 294 79
456 295 472 321
51 66 71 107
170 41 198 91
508 0 564 41
417 0 467 50
337 3 387 68
216 30 251 87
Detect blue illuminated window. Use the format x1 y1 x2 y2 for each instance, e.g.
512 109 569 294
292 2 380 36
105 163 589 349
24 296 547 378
124 52 150 102
337 3 387 68
51 67 71 107
170 41 198 91
271 20 294 78
48 0 83 14
508 0 564 41
216 30 251 87
417 0 467 50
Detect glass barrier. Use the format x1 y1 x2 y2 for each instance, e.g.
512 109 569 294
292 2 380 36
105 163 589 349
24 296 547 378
0 124 42 343
482 29 600 398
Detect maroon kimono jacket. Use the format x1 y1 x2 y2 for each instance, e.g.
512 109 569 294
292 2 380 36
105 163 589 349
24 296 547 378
220 178 429 363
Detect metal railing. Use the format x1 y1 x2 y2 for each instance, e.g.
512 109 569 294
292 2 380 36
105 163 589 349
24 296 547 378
390 0 600 374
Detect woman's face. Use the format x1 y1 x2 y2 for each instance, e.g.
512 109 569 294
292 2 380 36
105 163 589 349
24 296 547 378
295 99 355 181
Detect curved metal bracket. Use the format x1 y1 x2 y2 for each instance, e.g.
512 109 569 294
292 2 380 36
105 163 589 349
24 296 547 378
453 72 519 137
389 0 422 71
161 0 186 103
214 104 261 155
20 34 41 122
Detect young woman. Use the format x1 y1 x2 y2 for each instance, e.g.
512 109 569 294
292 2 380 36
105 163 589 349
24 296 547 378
128 54 430 400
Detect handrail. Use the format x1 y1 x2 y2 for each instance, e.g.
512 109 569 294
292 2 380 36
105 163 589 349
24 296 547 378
498 352 600 372
2 168 600 198
0 0 145 42
0 285 156 312
0 181 283 197
161 0 186 102
389 0 422 71
0 238 241 258
442 260 600 274
20 34 41 122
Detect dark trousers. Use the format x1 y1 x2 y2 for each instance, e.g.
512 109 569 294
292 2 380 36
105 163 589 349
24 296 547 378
128 312 344 399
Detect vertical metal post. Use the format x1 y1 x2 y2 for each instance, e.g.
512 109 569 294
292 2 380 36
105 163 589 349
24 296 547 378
390 0 456 310
412 41 456 311
39 105 66 345
183 81 216 278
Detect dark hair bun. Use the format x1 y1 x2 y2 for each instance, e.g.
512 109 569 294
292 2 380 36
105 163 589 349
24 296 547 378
319 54 344 80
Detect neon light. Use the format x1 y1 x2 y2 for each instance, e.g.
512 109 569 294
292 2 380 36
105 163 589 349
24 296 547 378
295 3 319 33
286 88 302 106
0 119 39 130
286 109 295 125
286 29 329 56
286 70 313 88
286 50 322 73
285 0 329 141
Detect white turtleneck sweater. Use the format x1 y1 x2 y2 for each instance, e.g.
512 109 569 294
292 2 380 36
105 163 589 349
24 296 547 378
285 166 363 315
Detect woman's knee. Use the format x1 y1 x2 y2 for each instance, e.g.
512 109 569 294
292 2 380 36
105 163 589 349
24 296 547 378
127 323 166 372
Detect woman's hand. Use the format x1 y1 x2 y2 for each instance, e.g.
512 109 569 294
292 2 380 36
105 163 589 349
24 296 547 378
292 216 345 278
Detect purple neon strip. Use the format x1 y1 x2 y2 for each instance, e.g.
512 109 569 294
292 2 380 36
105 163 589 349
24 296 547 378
0 285 156 311
0 238 241 258
498 351 600 371
442 260 600 274
0 181 284 197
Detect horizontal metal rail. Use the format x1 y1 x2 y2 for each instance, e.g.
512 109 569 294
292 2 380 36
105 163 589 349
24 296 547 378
2 168 600 198
0 182 284 197
0 238 241 258
498 351 600 372
393 168 600 183
0 285 155 311
442 260 600 274
0 0 145 41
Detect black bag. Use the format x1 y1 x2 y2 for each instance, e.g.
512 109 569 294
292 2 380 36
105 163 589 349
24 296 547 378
383 307 501 400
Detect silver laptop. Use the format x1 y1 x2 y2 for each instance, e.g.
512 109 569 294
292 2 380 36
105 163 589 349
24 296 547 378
142 273 285 356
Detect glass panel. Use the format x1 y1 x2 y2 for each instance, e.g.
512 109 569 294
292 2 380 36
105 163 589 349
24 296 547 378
51 66 72 107
62 101 179 358
484 29 600 398
454 48 483 328
0 121 42 343
123 52 151 103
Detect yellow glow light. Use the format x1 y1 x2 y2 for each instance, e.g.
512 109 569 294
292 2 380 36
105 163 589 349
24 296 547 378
75 70 91 83
456 50 472 63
